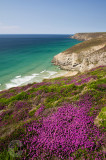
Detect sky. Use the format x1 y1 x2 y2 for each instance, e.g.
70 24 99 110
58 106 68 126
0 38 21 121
0 0 106 34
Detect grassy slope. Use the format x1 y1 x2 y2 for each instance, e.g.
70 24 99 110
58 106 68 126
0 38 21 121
0 66 106 160
63 37 106 54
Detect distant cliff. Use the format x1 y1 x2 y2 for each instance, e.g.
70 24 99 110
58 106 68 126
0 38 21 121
52 33 106 73
71 32 106 41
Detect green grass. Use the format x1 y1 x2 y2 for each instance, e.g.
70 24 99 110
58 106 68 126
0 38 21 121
44 84 85 108
87 78 106 91
90 68 106 78
98 107 106 127
73 148 88 159
0 150 15 160
29 105 40 117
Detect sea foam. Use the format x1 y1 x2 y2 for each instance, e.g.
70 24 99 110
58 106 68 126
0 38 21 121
5 70 58 89
6 74 38 89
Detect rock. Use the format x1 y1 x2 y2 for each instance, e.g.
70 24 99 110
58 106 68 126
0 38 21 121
94 115 102 127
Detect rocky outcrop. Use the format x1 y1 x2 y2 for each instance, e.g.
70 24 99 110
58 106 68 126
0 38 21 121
52 34 106 73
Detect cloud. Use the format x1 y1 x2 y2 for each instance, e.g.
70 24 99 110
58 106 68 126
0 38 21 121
0 22 20 34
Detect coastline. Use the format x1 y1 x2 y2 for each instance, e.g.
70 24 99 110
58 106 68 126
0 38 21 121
0 69 68 91
0 34 81 91
52 32 106 73
0 71 78 92
0 32 106 91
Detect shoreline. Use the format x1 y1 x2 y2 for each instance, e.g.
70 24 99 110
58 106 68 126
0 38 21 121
1 32 106 91
0 34 81 92
0 69 68 92
0 69 80 92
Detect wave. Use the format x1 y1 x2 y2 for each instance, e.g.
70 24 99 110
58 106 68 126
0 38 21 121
40 70 46 73
5 70 59 90
40 70 58 79
32 73 39 76
0 84 1 91
6 74 38 89
15 75 21 78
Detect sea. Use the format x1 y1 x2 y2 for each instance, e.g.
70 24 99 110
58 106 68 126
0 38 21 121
0 34 81 91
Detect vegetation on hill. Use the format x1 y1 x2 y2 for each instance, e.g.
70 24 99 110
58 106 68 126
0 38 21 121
63 37 106 54
0 66 106 160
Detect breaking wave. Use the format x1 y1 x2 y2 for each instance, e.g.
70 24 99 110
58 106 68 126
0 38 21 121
5 70 66 90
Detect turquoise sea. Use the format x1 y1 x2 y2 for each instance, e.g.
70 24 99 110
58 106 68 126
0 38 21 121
0 34 81 91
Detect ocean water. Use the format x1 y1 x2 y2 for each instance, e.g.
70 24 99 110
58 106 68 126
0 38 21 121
0 34 81 91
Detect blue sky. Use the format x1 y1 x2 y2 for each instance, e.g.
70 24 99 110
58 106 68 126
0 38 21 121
0 0 106 34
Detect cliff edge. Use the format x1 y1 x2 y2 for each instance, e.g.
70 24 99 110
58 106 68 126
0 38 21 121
52 33 106 73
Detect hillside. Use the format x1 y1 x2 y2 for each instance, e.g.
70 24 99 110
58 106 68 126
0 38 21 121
52 33 106 73
0 66 106 159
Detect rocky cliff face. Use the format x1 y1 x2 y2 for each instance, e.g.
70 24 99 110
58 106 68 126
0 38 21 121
52 33 106 73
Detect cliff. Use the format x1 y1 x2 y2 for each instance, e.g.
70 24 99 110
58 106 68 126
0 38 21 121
71 32 106 41
52 33 106 73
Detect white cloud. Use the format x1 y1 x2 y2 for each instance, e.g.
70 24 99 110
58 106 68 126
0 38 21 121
0 22 20 34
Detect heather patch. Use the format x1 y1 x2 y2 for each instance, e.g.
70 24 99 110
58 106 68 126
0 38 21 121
14 101 31 110
80 88 105 116
12 101 32 122
0 92 33 109
0 91 15 99
0 83 33 99
0 101 32 129
90 66 106 78
87 78 106 91
22 95 105 159
75 76 93 85
0 66 106 159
